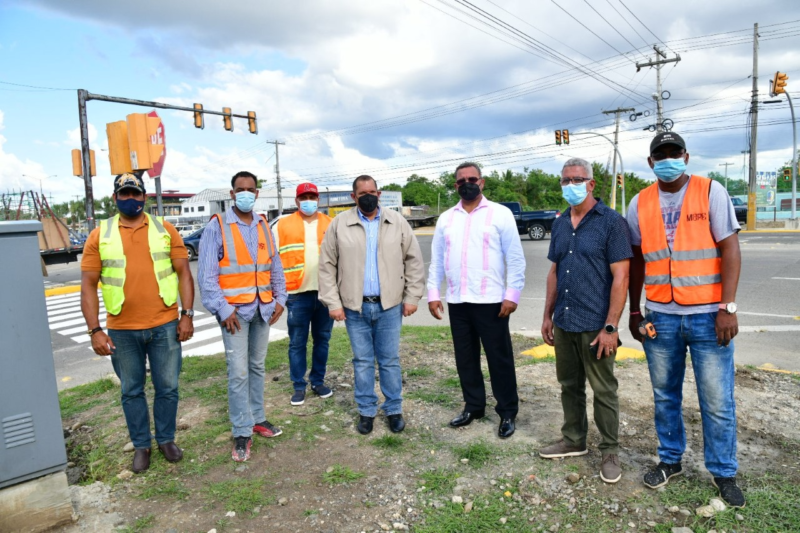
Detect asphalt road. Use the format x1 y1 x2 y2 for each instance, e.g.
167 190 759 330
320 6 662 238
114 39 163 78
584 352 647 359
44 230 800 389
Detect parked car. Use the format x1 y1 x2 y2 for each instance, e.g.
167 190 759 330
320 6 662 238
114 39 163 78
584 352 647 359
183 227 204 261
499 202 561 241
730 197 747 223
176 224 203 238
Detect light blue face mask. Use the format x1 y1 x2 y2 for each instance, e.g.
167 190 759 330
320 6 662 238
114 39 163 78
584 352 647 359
234 191 256 213
561 182 589 206
653 158 687 182
299 200 318 216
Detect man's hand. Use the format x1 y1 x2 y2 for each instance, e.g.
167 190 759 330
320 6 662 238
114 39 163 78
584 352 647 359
177 315 194 342
91 331 116 356
715 311 738 346
541 316 555 346
221 312 241 335
629 314 644 343
498 299 517 318
329 308 346 321
403 303 418 317
428 300 444 320
269 303 284 326
590 330 619 359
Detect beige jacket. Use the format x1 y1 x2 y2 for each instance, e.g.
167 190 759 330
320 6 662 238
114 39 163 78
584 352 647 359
319 207 424 312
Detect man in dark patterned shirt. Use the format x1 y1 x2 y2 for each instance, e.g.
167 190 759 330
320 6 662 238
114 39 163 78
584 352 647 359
539 157 632 484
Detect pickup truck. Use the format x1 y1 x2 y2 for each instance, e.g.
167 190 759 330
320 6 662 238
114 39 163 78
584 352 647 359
499 202 560 241
730 197 747 223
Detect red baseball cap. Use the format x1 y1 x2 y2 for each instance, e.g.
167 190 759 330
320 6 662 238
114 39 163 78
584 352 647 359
296 182 319 196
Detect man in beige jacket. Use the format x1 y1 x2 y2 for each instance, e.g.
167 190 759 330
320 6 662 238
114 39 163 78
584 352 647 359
319 175 425 435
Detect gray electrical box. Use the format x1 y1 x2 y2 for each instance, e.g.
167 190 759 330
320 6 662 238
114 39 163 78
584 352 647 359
0 221 68 488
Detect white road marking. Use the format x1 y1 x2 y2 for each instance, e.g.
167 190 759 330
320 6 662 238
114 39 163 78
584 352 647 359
740 325 800 333
738 311 800 319
772 277 800 281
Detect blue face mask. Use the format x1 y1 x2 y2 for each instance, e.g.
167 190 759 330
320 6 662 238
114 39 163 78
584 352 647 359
116 198 144 217
561 182 589 206
653 158 687 182
234 191 256 213
299 200 318 216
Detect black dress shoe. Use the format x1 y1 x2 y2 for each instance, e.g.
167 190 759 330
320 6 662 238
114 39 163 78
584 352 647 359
357 415 374 435
158 441 183 463
449 410 486 428
387 414 406 433
498 418 515 439
132 448 151 473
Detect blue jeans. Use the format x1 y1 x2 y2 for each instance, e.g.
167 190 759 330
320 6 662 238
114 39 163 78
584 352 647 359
287 291 334 391
108 320 182 449
643 310 738 478
344 302 403 417
220 312 270 437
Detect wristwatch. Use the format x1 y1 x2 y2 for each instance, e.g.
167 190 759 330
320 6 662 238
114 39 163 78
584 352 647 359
604 324 618 334
181 309 195 318
87 327 103 337
719 302 738 314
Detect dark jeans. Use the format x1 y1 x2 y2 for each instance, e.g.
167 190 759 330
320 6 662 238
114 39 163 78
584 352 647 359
108 320 182 449
553 326 619 455
287 291 334 391
448 302 518 419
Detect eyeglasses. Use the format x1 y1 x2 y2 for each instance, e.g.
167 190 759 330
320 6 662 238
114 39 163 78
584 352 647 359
455 177 481 186
560 177 591 186
651 149 685 161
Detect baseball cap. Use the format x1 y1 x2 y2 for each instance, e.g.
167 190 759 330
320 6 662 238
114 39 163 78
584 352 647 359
113 173 146 194
296 182 319 196
649 132 686 153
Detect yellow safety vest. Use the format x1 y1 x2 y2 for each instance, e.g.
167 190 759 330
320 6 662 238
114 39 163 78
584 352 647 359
98 214 178 316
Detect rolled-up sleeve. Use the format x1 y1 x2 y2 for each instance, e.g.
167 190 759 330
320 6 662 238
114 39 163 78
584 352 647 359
426 218 446 302
198 220 236 321
499 208 526 303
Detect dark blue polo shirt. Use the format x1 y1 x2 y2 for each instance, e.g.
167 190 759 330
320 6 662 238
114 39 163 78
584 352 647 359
547 199 633 333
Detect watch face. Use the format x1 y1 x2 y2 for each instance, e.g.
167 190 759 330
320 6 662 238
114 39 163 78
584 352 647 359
605 324 616 333
726 303 738 314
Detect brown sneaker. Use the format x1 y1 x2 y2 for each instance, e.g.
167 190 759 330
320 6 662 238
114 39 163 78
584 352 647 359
600 454 622 483
539 439 588 459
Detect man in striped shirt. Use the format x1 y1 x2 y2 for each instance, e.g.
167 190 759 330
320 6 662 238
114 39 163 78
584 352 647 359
427 162 526 439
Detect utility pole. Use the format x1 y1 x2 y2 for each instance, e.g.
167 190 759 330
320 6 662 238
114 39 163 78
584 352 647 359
747 23 759 231
635 46 681 132
268 140 285 214
602 107 635 211
719 162 735 193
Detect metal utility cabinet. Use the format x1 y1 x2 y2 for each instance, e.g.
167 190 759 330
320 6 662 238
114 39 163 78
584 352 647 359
0 221 67 488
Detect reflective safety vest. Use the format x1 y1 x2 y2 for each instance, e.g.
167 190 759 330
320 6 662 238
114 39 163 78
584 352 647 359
215 212 274 305
639 175 722 305
276 212 332 291
98 214 178 316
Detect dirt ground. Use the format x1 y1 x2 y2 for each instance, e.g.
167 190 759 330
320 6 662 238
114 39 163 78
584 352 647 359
56 328 800 533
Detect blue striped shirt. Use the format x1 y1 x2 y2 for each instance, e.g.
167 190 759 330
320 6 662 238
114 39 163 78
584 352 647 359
198 208 287 322
358 207 381 297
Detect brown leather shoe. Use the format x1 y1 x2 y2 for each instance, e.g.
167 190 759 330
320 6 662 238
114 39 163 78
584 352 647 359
158 441 183 463
132 448 151 473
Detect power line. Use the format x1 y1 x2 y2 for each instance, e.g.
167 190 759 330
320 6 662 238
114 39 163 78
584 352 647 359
549 0 635 63
0 80 75 91
616 0 674 53
582 0 645 61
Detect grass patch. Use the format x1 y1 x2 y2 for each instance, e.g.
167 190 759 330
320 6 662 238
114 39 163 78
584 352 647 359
372 434 404 450
403 325 452 345
138 478 190 500
406 390 458 408
59 377 116 418
181 355 227 382
303 509 319 516
323 464 364 485
416 499 529 532
438 376 461 388
419 468 458 495
406 367 434 378
451 441 494 467
205 478 274 516
118 514 156 533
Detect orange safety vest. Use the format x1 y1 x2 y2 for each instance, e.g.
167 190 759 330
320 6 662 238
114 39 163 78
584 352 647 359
639 175 722 306
215 212 274 305
276 211 332 291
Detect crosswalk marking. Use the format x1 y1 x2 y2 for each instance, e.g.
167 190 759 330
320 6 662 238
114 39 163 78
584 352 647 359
45 293 287 357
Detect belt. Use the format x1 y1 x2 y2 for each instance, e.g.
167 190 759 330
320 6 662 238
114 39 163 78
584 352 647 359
363 296 380 303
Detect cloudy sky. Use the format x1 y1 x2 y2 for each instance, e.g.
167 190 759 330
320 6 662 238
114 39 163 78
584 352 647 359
1 0 799 202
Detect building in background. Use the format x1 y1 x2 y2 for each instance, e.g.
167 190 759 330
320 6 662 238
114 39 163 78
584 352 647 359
145 191 193 218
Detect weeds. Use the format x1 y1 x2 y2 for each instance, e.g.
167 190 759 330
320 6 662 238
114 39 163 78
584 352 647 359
323 464 364 485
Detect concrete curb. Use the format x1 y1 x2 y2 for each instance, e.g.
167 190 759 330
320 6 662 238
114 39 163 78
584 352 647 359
740 229 800 233
44 284 82 297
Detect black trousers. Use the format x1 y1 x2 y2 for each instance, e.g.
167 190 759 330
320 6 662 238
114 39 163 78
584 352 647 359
448 302 519 418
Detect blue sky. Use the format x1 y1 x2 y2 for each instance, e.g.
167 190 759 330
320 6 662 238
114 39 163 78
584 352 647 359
2 0 799 202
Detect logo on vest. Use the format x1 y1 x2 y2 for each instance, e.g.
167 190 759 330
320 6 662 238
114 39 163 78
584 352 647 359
259 242 266 250
685 212 708 222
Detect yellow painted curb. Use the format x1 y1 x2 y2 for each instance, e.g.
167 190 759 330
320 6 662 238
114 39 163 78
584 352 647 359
522 344 645 361
756 363 800 376
44 285 82 297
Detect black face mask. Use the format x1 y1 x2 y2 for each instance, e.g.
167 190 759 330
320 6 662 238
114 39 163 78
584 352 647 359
458 182 481 201
357 193 379 213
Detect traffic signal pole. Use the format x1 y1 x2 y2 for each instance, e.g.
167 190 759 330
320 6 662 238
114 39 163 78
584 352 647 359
786 91 797 222
747 24 759 231
602 107 635 210
267 140 285 214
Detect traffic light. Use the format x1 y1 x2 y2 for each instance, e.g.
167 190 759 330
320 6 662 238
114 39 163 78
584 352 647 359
247 111 257 135
106 121 133 174
784 168 792 181
126 113 164 170
773 71 789 95
223 107 233 132
71 149 96 176
562 129 570 145
193 103 204 129
555 130 562 145
616 174 624 188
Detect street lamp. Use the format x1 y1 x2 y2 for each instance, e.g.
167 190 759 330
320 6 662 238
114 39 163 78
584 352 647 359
22 174 57 196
